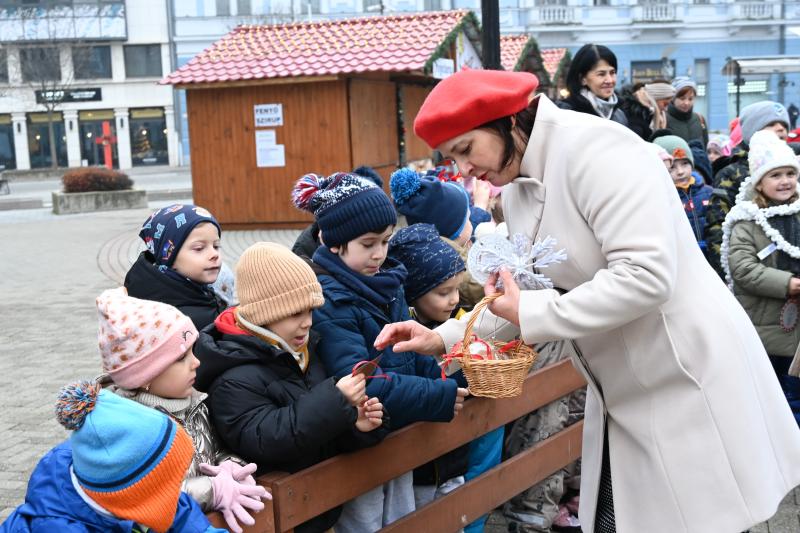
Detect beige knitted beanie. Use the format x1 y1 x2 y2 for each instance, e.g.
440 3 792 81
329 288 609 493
236 242 324 326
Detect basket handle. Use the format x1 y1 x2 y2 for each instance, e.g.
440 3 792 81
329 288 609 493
462 292 503 349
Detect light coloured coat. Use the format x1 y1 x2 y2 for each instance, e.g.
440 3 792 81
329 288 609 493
728 218 800 357
436 95 800 533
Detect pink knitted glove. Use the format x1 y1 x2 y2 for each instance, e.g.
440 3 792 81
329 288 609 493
199 461 271 533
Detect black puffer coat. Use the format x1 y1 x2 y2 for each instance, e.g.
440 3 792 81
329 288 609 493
124 252 226 330
195 308 386 533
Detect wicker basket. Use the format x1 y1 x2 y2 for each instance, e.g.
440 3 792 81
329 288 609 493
453 293 537 398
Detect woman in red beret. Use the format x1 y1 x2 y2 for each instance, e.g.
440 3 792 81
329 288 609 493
375 68 800 533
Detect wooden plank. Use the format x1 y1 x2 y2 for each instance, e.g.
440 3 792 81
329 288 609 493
187 80 352 225
400 84 433 162
348 78 399 172
382 421 584 533
206 472 289 533
272 360 586 530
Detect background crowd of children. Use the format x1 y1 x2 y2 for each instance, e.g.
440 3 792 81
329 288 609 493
4 77 800 533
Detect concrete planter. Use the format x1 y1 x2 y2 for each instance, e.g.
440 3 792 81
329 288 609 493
52 189 147 215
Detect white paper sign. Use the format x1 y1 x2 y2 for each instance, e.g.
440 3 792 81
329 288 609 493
254 103 283 127
433 58 455 79
255 130 285 167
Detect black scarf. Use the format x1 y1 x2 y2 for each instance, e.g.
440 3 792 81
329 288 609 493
313 246 407 306
770 214 800 276
668 102 693 121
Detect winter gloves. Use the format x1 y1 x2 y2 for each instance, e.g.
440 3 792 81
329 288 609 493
199 460 272 533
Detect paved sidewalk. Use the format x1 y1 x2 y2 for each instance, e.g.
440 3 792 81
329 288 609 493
1 203 799 531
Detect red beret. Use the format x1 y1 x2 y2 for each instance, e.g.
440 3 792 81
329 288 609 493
413 69 539 149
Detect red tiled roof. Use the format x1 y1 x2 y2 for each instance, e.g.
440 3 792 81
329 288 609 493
542 47 567 80
500 34 529 72
163 10 477 85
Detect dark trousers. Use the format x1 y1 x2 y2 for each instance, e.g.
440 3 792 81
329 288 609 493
769 354 800 426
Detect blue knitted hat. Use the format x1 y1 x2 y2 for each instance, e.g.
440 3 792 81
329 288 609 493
292 172 397 248
388 223 465 302
390 168 470 240
138 204 221 267
55 381 194 531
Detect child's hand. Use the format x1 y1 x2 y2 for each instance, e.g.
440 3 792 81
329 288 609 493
473 179 491 210
336 373 367 406
453 387 469 417
789 277 800 296
355 397 383 432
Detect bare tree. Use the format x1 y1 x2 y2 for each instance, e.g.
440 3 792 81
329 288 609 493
9 8 93 168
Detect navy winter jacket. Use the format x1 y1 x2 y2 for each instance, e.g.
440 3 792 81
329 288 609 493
677 172 714 249
0 442 216 533
311 257 463 429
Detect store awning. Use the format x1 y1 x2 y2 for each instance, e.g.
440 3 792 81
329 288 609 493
722 56 800 76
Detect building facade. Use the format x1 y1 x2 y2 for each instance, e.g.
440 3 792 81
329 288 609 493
0 0 178 171
172 0 799 149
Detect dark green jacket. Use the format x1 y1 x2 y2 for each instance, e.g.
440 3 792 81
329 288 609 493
666 103 709 147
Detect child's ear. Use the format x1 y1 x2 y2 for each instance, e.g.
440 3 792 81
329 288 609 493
330 246 340 254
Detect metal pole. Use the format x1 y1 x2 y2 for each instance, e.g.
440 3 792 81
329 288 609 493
736 61 741 117
481 0 501 70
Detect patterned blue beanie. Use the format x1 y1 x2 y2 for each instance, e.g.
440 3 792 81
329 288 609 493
388 223 465 302
292 172 397 248
138 204 221 267
390 168 470 240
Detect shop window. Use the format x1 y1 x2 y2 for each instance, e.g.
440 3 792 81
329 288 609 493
0 115 16 170
20 47 62 83
130 108 168 166
124 44 162 78
27 112 68 168
78 109 118 168
73 45 112 79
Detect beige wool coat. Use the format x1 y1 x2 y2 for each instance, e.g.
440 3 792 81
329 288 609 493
436 95 800 533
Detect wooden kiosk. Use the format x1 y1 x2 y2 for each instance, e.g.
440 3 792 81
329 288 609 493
163 11 482 227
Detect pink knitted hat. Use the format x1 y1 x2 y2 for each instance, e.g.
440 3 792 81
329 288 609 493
96 287 198 389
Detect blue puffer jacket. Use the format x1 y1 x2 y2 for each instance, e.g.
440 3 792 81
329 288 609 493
677 171 714 250
1 442 219 533
311 255 463 429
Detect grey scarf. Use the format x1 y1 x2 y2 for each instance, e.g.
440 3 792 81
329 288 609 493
581 88 618 120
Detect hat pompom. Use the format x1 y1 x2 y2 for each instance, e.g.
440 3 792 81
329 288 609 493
390 168 422 205
292 173 324 211
56 380 101 431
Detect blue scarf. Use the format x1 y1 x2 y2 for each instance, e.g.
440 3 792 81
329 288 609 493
313 246 407 306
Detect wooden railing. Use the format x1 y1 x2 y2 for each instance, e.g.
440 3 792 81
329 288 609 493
208 359 587 533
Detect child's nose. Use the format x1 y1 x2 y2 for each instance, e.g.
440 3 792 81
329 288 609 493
190 354 200 369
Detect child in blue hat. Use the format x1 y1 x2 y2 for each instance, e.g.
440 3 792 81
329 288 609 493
1 380 228 533
125 204 226 330
293 172 469 531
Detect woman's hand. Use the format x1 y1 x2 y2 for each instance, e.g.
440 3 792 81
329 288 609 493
374 321 446 355
485 269 521 327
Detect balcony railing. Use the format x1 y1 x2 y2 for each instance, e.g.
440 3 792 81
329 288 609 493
733 2 776 20
531 5 576 25
634 4 678 22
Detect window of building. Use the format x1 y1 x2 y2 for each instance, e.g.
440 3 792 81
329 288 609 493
0 49 8 83
216 0 230 15
130 108 168 166
237 0 251 15
72 45 112 79
594 0 610 5
424 0 441 10
27 112 68 168
20 47 62 83
693 59 709 119
535 0 567 5
0 115 16 170
124 44 162 78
